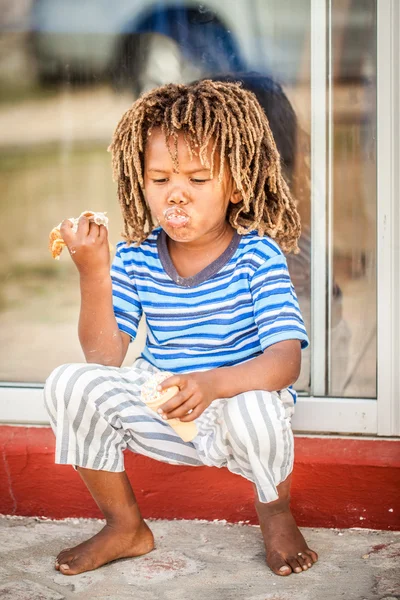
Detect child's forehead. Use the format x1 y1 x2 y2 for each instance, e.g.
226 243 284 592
144 127 220 168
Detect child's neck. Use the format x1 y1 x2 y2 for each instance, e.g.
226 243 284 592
166 225 235 279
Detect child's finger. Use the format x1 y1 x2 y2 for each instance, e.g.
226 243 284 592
158 375 182 392
59 219 75 244
76 215 90 237
87 221 101 242
159 390 187 415
98 224 108 243
162 397 197 420
179 405 202 422
89 221 101 235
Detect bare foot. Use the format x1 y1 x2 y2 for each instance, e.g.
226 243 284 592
55 520 154 576
258 507 318 576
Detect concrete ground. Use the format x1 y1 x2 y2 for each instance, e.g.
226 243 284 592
0 516 399 600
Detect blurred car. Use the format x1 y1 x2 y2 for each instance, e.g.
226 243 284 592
29 0 308 94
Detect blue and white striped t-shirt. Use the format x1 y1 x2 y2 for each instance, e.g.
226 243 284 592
111 228 309 375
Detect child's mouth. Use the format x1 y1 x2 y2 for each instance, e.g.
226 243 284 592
163 207 190 228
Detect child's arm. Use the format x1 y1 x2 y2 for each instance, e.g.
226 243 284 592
61 216 130 367
212 338 301 396
78 273 130 366
157 339 301 422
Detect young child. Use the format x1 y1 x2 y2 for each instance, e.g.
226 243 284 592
44 79 318 578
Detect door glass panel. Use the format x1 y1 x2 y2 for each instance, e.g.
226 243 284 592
329 0 376 397
0 0 313 385
0 0 377 401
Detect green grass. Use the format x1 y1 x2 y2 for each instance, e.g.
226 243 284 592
0 83 59 107
0 142 108 172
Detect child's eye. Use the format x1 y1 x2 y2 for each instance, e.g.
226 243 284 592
153 178 168 184
191 178 208 184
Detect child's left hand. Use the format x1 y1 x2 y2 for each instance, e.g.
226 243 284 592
157 371 216 422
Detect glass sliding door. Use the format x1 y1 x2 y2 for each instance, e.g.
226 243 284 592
309 0 377 400
0 0 390 434
328 0 377 398
0 0 313 385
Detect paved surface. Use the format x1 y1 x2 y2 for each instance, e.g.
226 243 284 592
0 515 399 600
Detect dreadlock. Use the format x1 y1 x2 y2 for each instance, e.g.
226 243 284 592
108 79 301 253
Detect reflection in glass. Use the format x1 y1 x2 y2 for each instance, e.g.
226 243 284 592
212 73 312 394
0 0 313 384
0 0 376 400
329 0 376 397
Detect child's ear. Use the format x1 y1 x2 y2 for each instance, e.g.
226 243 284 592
230 188 242 205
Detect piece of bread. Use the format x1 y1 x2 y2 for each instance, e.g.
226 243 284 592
141 372 198 442
48 211 109 260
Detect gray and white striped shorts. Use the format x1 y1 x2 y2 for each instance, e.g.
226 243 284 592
44 357 295 503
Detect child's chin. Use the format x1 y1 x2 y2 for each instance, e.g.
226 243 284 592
163 225 193 241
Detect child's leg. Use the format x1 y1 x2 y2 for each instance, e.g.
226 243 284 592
247 390 318 575
44 360 202 576
55 468 154 576
194 388 317 576
44 361 202 471
253 474 318 576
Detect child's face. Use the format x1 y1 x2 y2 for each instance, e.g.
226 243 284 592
143 128 241 245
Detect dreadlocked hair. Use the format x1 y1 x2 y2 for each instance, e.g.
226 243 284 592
108 79 301 253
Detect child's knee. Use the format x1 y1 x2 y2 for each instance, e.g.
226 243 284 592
223 390 289 446
44 362 90 416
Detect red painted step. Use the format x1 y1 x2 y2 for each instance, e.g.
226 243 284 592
0 426 398 530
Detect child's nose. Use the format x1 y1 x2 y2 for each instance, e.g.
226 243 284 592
167 188 189 205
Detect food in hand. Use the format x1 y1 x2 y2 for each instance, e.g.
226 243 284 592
48 211 110 259
141 371 198 442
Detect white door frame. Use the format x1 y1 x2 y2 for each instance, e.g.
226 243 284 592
376 0 400 436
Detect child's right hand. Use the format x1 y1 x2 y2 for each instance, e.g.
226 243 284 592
60 215 111 278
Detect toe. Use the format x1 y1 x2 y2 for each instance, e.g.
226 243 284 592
59 554 93 576
267 551 293 576
296 553 309 571
59 558 82 576
287 556 303 574
57 556 70 569
303 550 316 568
277 564 292 576
57 550 71 563
57 554 78 576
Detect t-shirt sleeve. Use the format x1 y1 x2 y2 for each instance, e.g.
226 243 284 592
110 244 142 342
250 253 309 350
